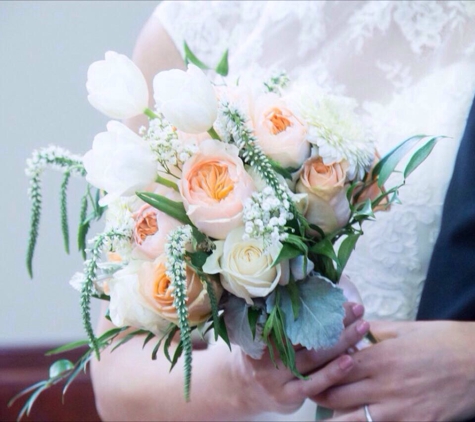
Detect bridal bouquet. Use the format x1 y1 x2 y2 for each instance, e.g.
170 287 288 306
14 45 441 417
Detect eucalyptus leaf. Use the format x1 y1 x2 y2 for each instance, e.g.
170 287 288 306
49 359 74 379
223 295 266 359
278 274 346 350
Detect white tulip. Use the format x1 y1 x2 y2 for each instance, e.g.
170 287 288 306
83 121 157 206
153 64 217 133
86 51 149 119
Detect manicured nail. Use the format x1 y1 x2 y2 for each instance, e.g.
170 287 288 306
356 320 370 335
352 304 365 318
339 355 354 371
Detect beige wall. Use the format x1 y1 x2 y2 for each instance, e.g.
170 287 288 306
0 1 158 345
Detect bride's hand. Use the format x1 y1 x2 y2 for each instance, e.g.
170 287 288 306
313 320 475 421
233 302 370 415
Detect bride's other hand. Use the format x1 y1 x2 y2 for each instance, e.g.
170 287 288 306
313 320 475 421
235 302 370 415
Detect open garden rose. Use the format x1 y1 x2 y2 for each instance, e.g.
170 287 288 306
203 227 287 305
83 121 157 206
296 156 351 234
153 64 217 134
252 93 310 168
86 51 149 119
132 186 183 259
137 254 222 326
179 138 255 239
108 262 171 336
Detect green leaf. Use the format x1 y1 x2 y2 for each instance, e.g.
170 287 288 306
49 359 74 379
215 49 229 76
136 191 193 226
46 340 89 356
202 275 220 341
143 332 156 349
248 307 260 340
337 234 360 278
111 329 148 352
373 134 427 187
285 280 301 320
310 238 339 266
268 158 298 180
60 171 71 254
169 339 184 372
278 274 346 350
163 326 180 363
188 251 210 269
184 41 209 70
353 198 375 221
404 137 439 179
155 174 179 192
273 242 301 267
217 314 231 350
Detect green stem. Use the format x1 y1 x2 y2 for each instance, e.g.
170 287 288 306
144 108 159 120
155 174 179 192
207 126 221 141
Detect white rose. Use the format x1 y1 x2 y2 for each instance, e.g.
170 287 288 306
203 227 287 304
86 51 149 119
153 64 217 134
83 121 157 206
108 262 170 335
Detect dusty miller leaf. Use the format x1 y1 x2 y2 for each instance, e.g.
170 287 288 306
223 296 266 359
278 274 346 350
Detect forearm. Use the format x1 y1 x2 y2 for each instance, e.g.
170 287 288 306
91 335 256 421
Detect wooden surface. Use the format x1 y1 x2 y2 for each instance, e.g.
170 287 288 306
0 345 101 421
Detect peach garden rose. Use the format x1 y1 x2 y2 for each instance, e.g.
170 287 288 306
179 138 255 239
296 156 351 234
252 93 310 169
137 254 222 326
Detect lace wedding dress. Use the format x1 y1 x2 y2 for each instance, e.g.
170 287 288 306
154 1 475 420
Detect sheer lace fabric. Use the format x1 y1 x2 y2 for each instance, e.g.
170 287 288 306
154 2 475 419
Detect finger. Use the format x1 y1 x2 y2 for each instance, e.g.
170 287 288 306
293 319 370 375
343 302 365 327
328 404 381 422
314 378 374 410
284 354 355 403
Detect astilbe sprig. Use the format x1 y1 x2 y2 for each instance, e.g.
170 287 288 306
165 225 194 401
25 146 86 277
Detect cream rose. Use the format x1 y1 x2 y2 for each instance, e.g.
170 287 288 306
179 139 255 239
252 93 310 168
296 157 351 234
203 227 287 305
137 254 222 326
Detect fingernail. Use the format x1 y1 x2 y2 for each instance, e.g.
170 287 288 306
356 320 370 335
339 355 354 371
352 304 365 318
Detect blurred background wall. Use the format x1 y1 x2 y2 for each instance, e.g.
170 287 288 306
0 1 159 346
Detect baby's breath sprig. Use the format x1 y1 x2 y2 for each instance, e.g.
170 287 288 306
263 70 290 94
165 225 193 401
243 187 292 248
81 228 132 359
25 146 86 277
140 114 198 178
221 103 306 234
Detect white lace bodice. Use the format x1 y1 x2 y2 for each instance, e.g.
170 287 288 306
153 1 475 419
